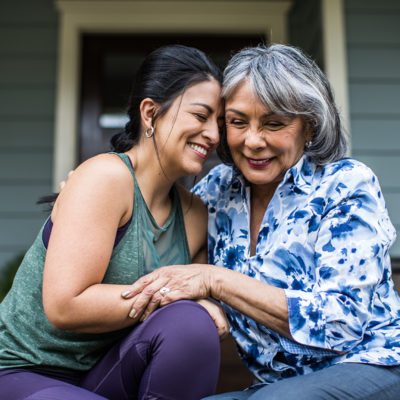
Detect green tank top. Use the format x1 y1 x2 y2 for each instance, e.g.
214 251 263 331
0 152 191 371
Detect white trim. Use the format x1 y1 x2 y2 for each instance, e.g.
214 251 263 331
321 0 351 153
53 0 292 189
54 13 81 190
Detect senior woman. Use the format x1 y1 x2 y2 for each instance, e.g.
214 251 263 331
122 44 400 399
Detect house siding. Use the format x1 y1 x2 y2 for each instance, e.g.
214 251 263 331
0 0 57 268
345 0 400 257
0 0 399 269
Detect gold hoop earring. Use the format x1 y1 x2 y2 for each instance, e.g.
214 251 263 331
145 126 154 138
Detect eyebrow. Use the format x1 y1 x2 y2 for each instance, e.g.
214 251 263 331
225 108 275 118
190 103 213 113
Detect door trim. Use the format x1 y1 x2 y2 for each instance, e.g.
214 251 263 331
322 0 350 152
54 0 293 188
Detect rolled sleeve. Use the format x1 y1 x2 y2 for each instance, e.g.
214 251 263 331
285 167 396 353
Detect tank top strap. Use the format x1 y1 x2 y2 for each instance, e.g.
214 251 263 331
109 151 137 182
170 185 191 264
109 152 143 204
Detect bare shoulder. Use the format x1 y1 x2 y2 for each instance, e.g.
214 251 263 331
64 153 134 194
77 153 133 179
53 153 134 224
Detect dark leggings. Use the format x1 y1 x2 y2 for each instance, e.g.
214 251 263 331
0 300 220 400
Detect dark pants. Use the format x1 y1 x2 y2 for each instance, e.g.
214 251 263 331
203 362 400 400
0 300 220 400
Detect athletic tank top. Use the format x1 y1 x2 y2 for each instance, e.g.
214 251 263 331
0 152 191 371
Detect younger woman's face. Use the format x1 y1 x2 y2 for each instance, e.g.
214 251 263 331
155 79 223 179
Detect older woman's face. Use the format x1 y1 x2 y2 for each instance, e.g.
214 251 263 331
225 80 309 188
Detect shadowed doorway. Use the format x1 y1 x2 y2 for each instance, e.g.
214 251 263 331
79 33 264 188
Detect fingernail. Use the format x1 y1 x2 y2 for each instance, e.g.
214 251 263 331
122 290 132 298
129 308 136 319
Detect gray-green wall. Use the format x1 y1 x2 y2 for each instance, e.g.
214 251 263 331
0 0 57 268
289 0 400 258
345 0 400 257
0 0 399 272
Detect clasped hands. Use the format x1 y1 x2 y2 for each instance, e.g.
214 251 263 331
121 264 229 339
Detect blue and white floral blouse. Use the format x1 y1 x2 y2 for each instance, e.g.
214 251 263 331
193 155 400 384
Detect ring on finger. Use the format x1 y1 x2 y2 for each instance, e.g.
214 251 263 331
159 286 170 297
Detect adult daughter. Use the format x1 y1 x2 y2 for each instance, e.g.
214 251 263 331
0 45 227 399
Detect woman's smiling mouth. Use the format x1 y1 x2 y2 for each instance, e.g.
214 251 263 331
188 143 209 159
246 157 274 168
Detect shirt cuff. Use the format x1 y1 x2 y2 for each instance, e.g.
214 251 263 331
284 289 331 350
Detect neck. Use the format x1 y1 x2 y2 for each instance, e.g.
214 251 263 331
250 182 279 209
126 142 175 211
248 182 279 256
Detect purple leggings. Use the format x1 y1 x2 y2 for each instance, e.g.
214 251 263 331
0 300 220 400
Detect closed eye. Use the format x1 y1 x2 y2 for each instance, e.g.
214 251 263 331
227 118 246 127
264 121 284 129
194 113 208 122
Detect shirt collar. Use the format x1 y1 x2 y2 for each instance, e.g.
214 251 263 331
284 155 316 194
231 165 249 200
231 154 316 195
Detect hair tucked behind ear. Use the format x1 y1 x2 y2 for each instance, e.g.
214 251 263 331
38 45 221 206
111 44 222 152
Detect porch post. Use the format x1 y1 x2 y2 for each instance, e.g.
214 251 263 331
321 0 351 152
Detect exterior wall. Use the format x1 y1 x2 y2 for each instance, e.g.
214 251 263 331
1 0 398 269
345 0 400 257
0 0 57 269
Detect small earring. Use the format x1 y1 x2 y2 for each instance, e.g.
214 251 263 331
305 140 312 149
145 126 154 138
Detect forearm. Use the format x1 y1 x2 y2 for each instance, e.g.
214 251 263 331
209 266 291 338
45 283 136 333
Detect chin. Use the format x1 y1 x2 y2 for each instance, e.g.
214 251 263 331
185 167 203 177
242 171 277 186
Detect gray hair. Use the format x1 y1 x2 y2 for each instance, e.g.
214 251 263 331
218 44 347 165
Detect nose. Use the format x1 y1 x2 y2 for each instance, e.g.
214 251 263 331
202 120 220 146
244 127 266 150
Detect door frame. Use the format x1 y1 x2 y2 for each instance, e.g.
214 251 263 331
53 0 347 189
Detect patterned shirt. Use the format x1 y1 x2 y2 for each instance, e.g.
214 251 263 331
193 155 400 384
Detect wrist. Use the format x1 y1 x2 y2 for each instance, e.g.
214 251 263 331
207 265 224 301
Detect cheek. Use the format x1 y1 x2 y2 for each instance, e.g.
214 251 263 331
226 129 241 149
279 131 306 152
281 141 306 165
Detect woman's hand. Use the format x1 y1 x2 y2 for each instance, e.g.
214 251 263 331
123 263 293 339
122 264 214 321
196 298 230 340
59 170 74 191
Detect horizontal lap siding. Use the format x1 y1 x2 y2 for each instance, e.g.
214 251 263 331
0 0 57 270
345 0 400 258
